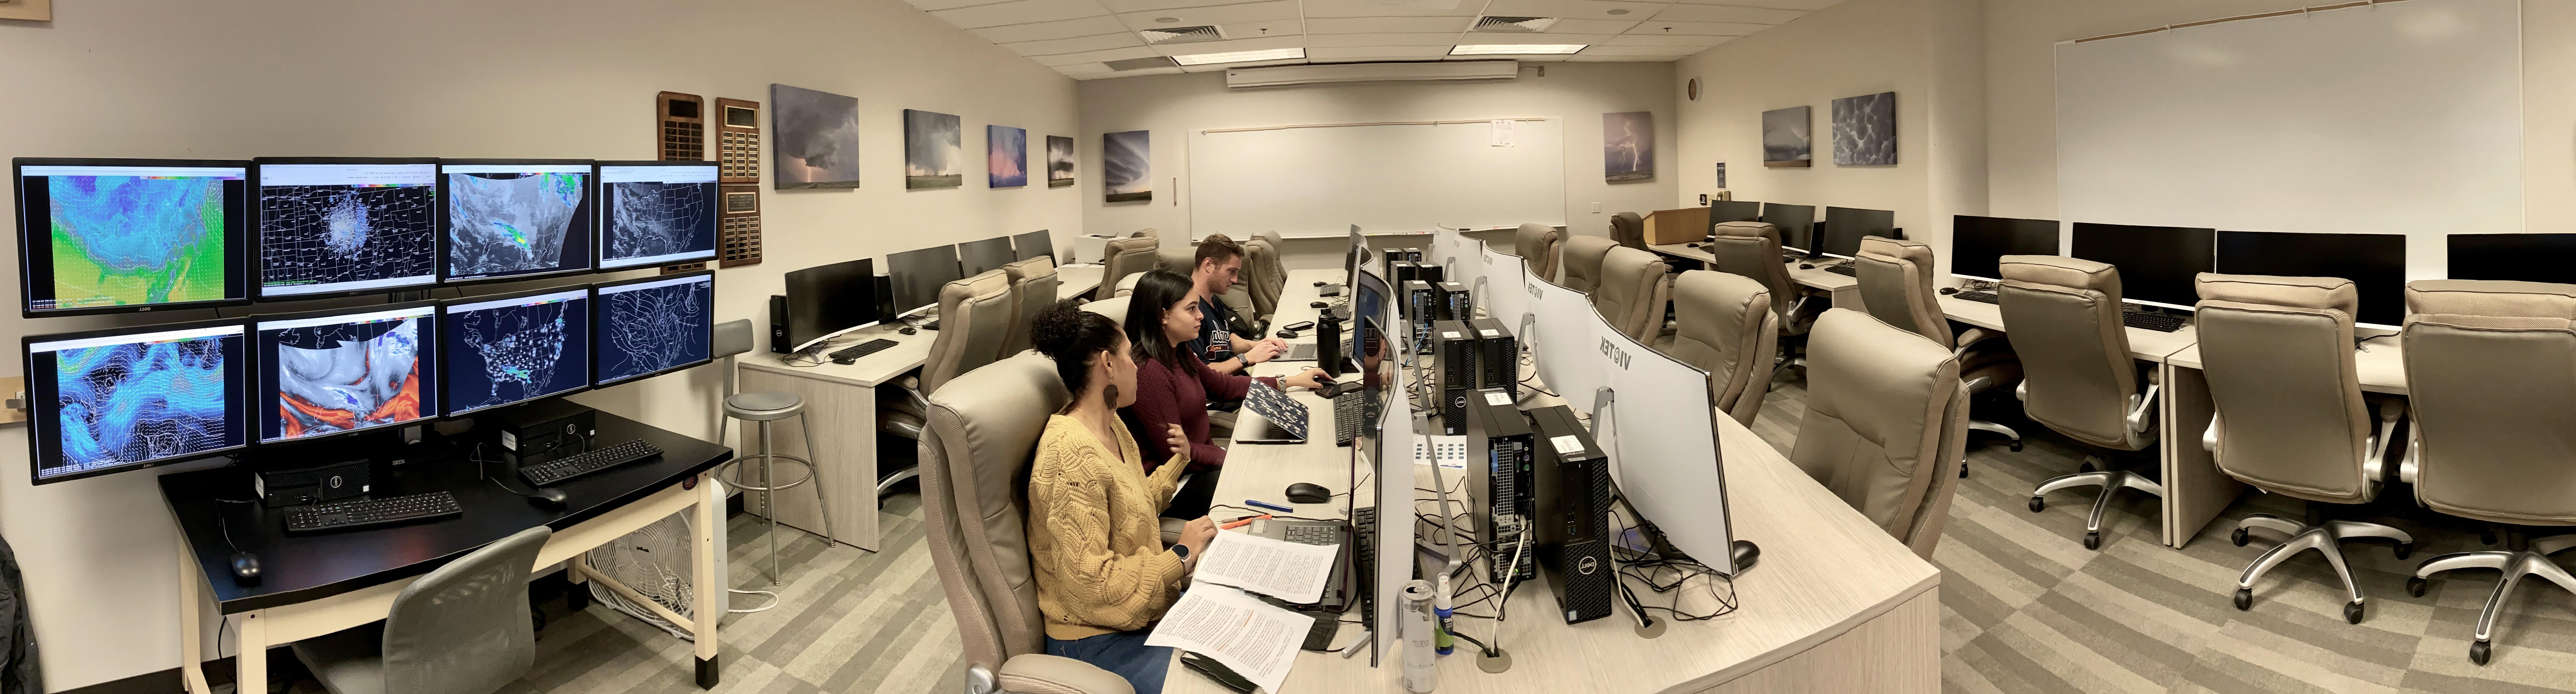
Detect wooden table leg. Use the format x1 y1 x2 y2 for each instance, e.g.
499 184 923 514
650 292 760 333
690 473 722 689
178 538 210 694
235 612 266 694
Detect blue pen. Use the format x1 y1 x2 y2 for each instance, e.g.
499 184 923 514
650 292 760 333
1245 499 1295 513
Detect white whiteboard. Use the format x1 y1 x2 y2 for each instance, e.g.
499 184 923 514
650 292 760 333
1189 119 1565 238
2055 0 2522 281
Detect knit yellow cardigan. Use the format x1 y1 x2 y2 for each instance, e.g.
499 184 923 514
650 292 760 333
1026 414 1191 640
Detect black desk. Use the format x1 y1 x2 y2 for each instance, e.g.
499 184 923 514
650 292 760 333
165 411 734 693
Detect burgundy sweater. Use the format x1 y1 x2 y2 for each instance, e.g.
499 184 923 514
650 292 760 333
1129 350 1276 474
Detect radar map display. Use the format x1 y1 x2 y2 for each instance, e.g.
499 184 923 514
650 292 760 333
602 180 716 268
596 273 713 384
32 173 233 311
259 308 433 442
29 325 247 481
445 170 589 281
443 290 589 415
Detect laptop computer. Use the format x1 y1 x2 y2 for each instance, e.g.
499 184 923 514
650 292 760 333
1234 382 1309 444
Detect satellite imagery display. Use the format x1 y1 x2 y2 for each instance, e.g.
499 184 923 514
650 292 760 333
260 311 431 442
444 292 589 415
446 170 589 280
597 274 712 384
259 182 436 293
36 174 231 311
34 328 245 480
602 181 716 267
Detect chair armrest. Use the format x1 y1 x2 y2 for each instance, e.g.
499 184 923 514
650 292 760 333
2202 415 2219 453
2399 417 2421 485
998 655 1138 694
2014 380 2027 403
1953 327 1999 359
2124 383 2160 435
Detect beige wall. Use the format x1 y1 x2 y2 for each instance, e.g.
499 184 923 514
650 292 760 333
0 1 1077 689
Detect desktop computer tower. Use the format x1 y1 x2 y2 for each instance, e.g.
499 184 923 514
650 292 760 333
768 295 793 353
1471 316 1518 398
1527 405 1615 624
1384 248 1408 267
1433 321 1480 435
1416 263 1444 285
1405 247 1423 263
1463 388 1536 584
1438 281 1473 321
871 274 898 324
1392 260 1420 284
1403 280 1437 354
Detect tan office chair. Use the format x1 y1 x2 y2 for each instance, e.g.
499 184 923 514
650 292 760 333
1855 237 2025 457
1081 296 1130 324
917 353 1135 694
1559 235 1618 293
1243 232 1287 327
2398 279 2576 665
1000 257 1058 356
1594 246 1672 343
2192 274 2409 624
1156 245 1193 276
1100 235 1158 297
1609 212 1646 250
1791 309 1970 559
1998 255 2160 551
1667 270 1777 427
292 526 549 694
883 269 1019 494
1514 223 1561 284
1706 220 1818 378
1110 272 1142 298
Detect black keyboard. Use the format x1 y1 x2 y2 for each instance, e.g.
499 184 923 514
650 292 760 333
1954 290 1999 305
829 339 899 362
284 492 463 533
2123 311 2187 332
1825 264 1858 277
1333 391 1363 445
522 438 664 487
920 319 940 331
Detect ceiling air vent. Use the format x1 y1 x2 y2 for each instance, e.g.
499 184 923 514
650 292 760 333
1472 16 1559 33
1105 56 1180 71
1141 25 1226 45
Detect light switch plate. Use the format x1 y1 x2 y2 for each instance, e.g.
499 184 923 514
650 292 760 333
1590 202 1602 213
0 0 51 21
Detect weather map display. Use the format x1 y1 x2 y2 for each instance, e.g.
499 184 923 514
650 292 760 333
24 321 248 484
15 160 250 316
255 304 437 443
593 271 714 385
440 161 593 283
598 162 718 269
256 160 439 298
441 287 590 416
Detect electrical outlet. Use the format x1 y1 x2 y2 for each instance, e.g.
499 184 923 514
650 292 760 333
1590 202 1602 213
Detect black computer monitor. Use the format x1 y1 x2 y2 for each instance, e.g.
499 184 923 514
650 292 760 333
780 259 879 353
438 159 595 285
2070 223 2215 311
888 245 963 318
959 236 1016 278
1014 229 1054 263
596 161 719 270
439 286 591 416
254 301 438 444
1951 215 2061 282
2217 230 2407 328
1708 200 1763 229
22 318 248 485
1353 264 1389 368
15 158 253 317
253 158 440 299
2448 233 2576 285
593 269 716 385
1819 207 1895 259
1761 203 1816 254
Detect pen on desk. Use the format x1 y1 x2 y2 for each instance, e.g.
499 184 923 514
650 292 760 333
1220 514 1270 530
1245 499 1295 514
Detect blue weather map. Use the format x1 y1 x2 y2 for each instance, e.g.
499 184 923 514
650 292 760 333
43 174 230 309
598 279 712 383
446 298 589 414
48 336 238 476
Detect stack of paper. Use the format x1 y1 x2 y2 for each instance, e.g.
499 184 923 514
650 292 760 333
1148 586 1311 693
1192 530 1339 603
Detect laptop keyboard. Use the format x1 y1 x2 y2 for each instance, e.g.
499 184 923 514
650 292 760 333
1289 342 1317 361
1284 523 1339 545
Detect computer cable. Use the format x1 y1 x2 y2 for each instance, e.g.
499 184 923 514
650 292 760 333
470 442 571 506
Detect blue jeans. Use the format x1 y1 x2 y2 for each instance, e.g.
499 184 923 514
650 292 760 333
1046 630 1171 694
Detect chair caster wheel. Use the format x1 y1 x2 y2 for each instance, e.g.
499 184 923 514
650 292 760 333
1960 464 1969 479
2083 532 2102 550
2009 441 2023 452
2482 529 2498 545
2233 588 2252 611
2394 542 2414 560
2028 497 2046 513
2231 527 2250 547
2344 601 2364 624
2471 640 2491 665
2407 576 2429 597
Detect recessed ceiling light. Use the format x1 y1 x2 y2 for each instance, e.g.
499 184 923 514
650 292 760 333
1172 47 1307 65
1607 8 1629 15
1449 44 1587 55
1155 16 1180 23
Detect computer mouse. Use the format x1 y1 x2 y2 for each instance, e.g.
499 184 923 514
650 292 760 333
532 487 569 506
832 356 857 365
230 552 262 583
1799 264 1815 270
1313 281 1327 287
1938 287 1958 295
1731 540 1762 573
1310 301 1328 309
1278 330 1299 339
1284 482 1331 504
899 326 917 336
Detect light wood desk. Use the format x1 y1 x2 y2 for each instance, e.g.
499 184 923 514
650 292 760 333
2155 338 2406 548
1172 269 1941 693
1649 243 1863 310
1057 264 1104 300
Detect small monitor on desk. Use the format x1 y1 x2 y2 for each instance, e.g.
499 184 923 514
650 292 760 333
255 301 439 444
23 318 249 484
2448 233 2576 285
1951 215 2061 282
1818 207 1895 259
595 161 719 270
254 158 440 299
1761 203 1816 254
1014 229 1054 263
593 269 716 385
959 236 1017 278
1707 200 1763 229
439 287 591 417
2070 222 2215 311
15 158 253 317
888 245 963 319
2217 230 2407 329
437 160 595 285
779 259 878 353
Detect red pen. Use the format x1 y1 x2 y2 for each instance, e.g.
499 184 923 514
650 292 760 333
1221 514 1272 530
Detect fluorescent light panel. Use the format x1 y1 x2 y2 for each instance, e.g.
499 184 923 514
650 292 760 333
1173 48 1306 65
1449 44 1586 55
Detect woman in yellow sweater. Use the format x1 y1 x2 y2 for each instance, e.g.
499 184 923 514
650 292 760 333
1025 299 1217 694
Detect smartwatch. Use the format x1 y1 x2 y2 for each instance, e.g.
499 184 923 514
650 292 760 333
1171 544 1192 561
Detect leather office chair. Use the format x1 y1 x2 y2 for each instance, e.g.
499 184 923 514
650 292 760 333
2192 274 2409 624
1559 235 1618 293
1594 246 1672 343
1081 296 1130 323
1609 212 1646 250
292 526 550 694
1998 255 2160 551
1111 272 1142 298
1000 256 1059 356
2397 279 2576 665
883 269 1019 495
1791 309 1970 559
1245 231 1287 324
1855 237 2025 460
1157 245 1194 275
918 353 1135 694
1706 220 1818 378
1100 235 1158 298
1514 223 1561 284
1667 270 1778 427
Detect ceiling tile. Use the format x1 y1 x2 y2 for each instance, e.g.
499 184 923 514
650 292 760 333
1449 53 1573 62
1479 0 1671 21
1304 0 1481 18
1308 45 1453 59
1565 53 1677 61
1535 18 1643 34
1095 0 1264 13
1008 31 1148 56
1622 20 1763 35
1605 33 1725 47
1178 57 1309 72
1305 32 1463 47
1458 33 1615 45
1055 63 1115 75
1577 44 1708 56
1668 0 1836 8
1307 16 1473 33
907 0 1011 11
1153 33 1309 56
934 0 1113 29
1217 18 1305 38
1077 64 1184 78
971 16 1132 43
1645 4 1803 23
1035 45 1162 67
1114 1 1297 30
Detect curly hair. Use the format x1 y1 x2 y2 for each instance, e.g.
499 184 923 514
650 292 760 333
1030 298 1124 398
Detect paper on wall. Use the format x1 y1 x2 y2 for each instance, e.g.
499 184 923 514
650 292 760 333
1195 529 1340 604
1491 119 1514 147
1147 585 1311 694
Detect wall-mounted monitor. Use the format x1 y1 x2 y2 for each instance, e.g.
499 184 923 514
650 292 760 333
593 270 715 386
596 161 719 270
254 302 437 444
24 318 249 484
15 158 252 317
253 158 440 299
439 286 591 416
439 159 595 285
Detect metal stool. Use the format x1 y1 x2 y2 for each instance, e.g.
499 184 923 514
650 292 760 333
717 390 833 585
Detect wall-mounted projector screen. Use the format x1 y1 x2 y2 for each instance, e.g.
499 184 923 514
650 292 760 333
2054 0 2521 282
1189 119 1565 238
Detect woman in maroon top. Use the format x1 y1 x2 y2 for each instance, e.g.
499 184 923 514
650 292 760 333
1124 270 1327 517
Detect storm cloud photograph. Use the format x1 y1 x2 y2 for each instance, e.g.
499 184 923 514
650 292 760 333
769 84 862 189
1103 130 1150 202
988 125 1027 188
1047 135 1074 188
904 109 962 190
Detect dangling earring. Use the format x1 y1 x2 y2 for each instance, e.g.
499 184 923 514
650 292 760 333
1102 384 1121 409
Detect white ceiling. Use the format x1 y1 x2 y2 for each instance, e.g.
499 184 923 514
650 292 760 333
905 0 1841 80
